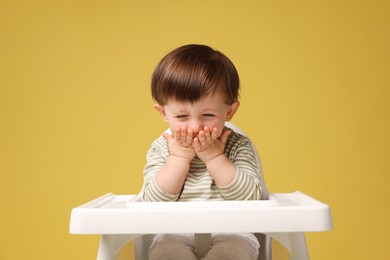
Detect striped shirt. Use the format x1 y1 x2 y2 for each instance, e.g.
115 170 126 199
142 128 262 202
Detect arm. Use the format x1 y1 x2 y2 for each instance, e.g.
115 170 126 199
193 126 236 186
155 127 196 194
217 142 263 200
143 127 195 201
194 127 262 200
154 154 191 195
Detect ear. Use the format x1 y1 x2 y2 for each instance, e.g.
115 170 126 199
153 104 168 122
226 101 240 121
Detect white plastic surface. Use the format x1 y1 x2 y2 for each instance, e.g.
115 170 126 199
69 191 332 235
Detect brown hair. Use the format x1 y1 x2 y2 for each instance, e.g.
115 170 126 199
151 44 240 105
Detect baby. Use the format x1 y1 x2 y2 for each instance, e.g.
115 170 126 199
142 44 262 260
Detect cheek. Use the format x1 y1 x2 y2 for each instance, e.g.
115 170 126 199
205 121 226 135
167 121 188 131
216 127 225 137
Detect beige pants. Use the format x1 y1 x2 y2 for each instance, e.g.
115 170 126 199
148 233 259 260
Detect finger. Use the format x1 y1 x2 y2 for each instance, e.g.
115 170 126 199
203 126 211 144
198 131 206 147
186 128 193 145
174 127 181 141
193 137 201 150
211 127 218 140
176 127 186 142
162 133 172 142
180 127 187 142
220 129 231 144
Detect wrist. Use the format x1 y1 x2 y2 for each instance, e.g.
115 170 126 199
201 153 225 164
204 154 236 186
169 154 193 163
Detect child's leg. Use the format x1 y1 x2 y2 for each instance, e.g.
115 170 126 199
148 234 198 260
201 234 259 260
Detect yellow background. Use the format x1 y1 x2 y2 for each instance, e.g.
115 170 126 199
1 0 389 259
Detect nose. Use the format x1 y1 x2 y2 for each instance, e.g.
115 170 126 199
190 119 203 135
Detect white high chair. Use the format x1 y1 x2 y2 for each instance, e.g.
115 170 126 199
69 122 332 260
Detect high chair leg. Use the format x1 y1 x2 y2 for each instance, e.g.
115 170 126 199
97 234 139 260
265 232 309 260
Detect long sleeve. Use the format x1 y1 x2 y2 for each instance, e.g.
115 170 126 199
218 136 262 200
142 137 180 201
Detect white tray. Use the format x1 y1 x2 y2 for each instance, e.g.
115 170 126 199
69 191 332 235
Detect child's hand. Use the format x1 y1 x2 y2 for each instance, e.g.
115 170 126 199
193 127 231 162
163 126 196 162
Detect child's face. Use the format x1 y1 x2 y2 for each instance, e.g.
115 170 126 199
154 92 240 138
